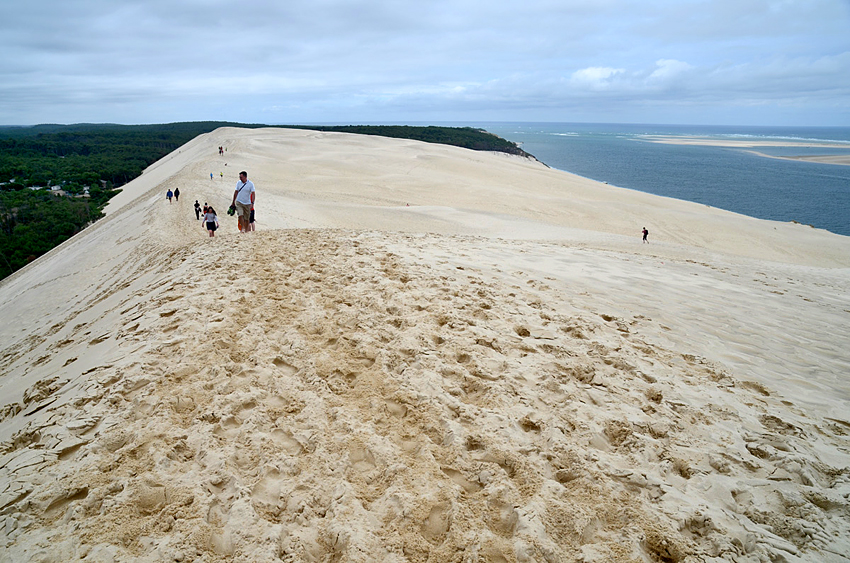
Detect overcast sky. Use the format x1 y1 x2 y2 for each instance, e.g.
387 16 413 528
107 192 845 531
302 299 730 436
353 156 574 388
1 0 849 126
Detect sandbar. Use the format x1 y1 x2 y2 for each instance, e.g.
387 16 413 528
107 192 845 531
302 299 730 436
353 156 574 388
642 134 850 166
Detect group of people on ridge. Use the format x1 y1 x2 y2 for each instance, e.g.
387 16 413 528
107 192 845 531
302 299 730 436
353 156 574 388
169 170 256 238
165 187 180 202
171 169 647 243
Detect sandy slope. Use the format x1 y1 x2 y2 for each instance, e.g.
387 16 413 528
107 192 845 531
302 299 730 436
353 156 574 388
1 128 849 562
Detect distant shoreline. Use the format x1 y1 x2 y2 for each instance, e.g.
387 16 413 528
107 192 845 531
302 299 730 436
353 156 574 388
742 150 850 166
641 135 850 166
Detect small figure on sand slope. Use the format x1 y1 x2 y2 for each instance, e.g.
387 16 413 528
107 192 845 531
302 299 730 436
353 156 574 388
204 206 219 237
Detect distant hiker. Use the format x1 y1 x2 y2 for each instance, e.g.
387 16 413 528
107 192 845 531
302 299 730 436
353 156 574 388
194 200 201 220
642 227 649 243
220 172 223 179
166 189 173 203
231 171 255 234
174 187 180 202
204 206 219 237
210 172 214 180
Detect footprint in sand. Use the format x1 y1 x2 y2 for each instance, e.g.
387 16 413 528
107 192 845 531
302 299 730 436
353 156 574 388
349 446 377 473
42 487 89 520
251 468 286 520
384 399 408 418
441 467 483 494
207 498 229 527
133 478 168 515
213 415 241 438
271 429 303 455
486 495 519 536
420 501 452 543
272 357 299 376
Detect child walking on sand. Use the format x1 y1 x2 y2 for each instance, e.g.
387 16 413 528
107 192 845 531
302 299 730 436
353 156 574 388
204 206 219 237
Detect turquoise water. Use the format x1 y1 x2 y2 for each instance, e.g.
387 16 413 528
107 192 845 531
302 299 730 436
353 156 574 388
475 123 850 237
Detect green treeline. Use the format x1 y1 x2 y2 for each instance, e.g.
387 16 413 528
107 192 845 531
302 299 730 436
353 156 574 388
0 121 256 280
0 122 530 280
0 122 265 189
0 190 104 276
285 125 533 156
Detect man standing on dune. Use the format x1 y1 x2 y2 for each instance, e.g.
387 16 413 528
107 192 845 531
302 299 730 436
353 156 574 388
231 171 255 233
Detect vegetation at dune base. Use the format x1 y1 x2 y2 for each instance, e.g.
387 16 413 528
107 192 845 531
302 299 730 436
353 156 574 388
0 122 227 280
0 189 107 276
0 121 531 281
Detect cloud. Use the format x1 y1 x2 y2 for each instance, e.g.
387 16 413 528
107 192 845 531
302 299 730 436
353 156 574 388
570 67 626 90
648 59 693 81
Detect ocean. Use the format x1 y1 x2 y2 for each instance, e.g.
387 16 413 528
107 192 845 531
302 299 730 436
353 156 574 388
473 123 850 237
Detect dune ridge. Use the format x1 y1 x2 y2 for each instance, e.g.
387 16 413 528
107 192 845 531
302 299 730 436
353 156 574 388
1 128 849 562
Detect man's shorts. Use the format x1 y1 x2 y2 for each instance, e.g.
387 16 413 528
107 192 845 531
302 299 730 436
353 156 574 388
235 202 252 227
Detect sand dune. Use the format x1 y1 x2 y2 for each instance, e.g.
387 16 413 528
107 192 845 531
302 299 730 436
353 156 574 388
1 128 849 562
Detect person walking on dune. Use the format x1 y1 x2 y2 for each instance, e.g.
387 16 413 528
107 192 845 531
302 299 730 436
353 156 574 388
204 206 219 237
166 189 173 203
174 187 180 202
231 171 255 234
642 227 649 244
194 200 201 220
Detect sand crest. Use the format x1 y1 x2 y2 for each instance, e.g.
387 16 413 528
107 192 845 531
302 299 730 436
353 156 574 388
1 128 849 562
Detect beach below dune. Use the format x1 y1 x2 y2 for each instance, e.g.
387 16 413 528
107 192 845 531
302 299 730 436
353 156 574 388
1 127 849 562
